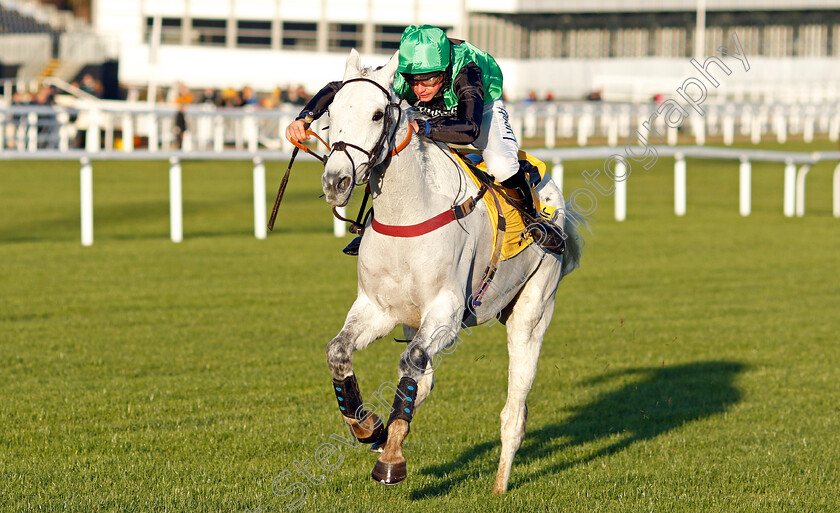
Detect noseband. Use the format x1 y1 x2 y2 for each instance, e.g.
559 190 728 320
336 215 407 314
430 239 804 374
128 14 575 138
328 77 404 185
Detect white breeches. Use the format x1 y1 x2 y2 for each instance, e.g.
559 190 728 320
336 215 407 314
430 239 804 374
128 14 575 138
472 99 520 183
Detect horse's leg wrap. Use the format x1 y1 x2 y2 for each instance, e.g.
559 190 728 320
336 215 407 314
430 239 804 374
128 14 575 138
386 376 419 428
371 377 418 483
333 374 384 444
332 374 366 420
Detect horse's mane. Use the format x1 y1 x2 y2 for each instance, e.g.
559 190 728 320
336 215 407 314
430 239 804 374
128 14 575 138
385 104 472 204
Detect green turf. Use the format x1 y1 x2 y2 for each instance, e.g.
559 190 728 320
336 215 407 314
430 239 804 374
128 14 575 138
1 148 838 512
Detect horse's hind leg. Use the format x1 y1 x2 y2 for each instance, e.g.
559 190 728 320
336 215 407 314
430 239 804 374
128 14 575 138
327 294 395 444
493 290 556 494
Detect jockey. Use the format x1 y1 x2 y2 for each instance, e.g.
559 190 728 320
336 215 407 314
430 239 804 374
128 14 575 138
286 24 564 256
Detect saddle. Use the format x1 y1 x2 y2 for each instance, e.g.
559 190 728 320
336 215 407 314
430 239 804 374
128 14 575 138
453 150 562 261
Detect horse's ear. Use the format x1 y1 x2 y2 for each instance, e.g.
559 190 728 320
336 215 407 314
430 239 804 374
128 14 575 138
381 50 400 87
343 49 362 80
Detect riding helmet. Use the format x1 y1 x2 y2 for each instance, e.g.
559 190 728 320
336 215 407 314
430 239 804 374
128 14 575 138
397 25 451 79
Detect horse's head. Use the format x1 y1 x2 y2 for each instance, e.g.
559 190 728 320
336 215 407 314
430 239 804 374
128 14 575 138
322 49 401 207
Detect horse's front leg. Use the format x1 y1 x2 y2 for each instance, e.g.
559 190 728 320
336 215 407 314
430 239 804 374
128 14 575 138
327 294 395 444
372 295 463 485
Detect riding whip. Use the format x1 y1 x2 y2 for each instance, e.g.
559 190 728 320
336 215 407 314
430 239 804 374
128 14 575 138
268 112 314 231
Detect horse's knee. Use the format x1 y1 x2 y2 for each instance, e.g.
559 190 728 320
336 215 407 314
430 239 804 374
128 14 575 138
398 343 430 379
326 335 353 378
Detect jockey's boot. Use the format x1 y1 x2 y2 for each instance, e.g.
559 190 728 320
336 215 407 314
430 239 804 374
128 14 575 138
500 165 566 255
343 235 362 256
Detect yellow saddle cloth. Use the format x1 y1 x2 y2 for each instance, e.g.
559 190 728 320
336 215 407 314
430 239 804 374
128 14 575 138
453 150 558 261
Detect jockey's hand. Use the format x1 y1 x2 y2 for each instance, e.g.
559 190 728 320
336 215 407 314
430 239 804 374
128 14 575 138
285 118 310 144
410 120 420 134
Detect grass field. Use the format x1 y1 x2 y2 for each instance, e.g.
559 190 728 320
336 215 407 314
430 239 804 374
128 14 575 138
1 141 838 512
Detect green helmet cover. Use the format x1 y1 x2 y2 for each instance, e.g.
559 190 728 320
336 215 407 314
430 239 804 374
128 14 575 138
397 25 451 75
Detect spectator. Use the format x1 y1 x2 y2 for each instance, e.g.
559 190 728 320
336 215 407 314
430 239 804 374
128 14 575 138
261 95 277 108
240 86 258 107
79 74 102 98
294 85 310 105
175 83 194 106
279 86 291 104
286 86 300 105
174 83 193 149
220 88 240 107
10 91 27 138
32 85 55 106
201 87 220 106
287 85 310 106
269 87 284 107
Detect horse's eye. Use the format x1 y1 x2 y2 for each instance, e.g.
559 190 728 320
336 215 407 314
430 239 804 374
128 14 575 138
372 111 384 122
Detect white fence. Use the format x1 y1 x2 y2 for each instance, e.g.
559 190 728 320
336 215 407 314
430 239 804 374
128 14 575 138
1 150 290 246
512 101 840 147
0 102 309 153
1 146 838 246
3 99 840 154
530 146 840 221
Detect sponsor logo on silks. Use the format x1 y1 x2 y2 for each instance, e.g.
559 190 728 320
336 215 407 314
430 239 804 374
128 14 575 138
499 106 514 136
416 104 457 118
498 106 517 142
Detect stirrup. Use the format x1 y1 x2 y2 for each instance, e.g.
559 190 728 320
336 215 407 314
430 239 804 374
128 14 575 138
342 236 362 256
526 220 566 256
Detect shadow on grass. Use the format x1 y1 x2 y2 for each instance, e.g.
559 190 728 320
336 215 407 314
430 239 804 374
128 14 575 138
411 360 745 499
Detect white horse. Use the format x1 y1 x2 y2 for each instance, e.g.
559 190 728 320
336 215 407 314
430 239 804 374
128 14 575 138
320 49 583 494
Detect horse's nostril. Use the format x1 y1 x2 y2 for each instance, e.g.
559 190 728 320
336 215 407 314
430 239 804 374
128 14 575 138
338 176 351 193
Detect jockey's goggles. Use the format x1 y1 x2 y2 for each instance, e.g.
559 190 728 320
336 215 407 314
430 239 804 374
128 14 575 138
405 72 444 87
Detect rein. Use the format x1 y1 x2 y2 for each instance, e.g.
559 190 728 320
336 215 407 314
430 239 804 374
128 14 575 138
290 123 413 163
289 129 331 163
291 77 413 235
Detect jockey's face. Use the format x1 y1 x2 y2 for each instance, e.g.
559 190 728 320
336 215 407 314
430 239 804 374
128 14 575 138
408 73 444 102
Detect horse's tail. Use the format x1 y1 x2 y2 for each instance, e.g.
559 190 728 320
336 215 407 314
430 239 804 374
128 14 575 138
560 201 588 278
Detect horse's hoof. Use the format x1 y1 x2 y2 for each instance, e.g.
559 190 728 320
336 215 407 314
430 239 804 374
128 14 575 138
371 460 407 485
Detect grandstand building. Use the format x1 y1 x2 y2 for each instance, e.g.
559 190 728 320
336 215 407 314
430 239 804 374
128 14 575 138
2 0 840 100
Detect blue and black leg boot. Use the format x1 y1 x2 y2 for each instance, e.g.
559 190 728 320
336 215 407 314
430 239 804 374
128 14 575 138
333 374 383 443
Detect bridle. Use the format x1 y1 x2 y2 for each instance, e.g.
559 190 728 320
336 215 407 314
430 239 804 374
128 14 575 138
327 77 405 186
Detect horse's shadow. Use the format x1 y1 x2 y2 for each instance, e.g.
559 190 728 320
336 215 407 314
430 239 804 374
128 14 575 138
411 360 745 499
